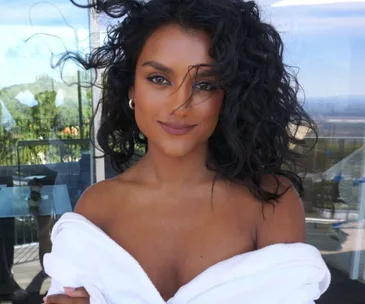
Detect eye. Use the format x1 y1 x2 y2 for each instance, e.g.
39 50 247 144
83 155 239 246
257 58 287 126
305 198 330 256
147 76 170 85
194 82 217 91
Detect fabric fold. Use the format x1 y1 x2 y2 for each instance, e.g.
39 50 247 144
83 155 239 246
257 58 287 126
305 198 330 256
44 212 331 304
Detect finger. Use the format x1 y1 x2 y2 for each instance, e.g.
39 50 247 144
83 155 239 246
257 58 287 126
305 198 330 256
44 294 71 303
64 287 89 298
45 294 89 304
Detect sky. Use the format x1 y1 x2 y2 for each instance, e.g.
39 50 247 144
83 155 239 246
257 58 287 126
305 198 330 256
0 0 91 92
0 0 364 98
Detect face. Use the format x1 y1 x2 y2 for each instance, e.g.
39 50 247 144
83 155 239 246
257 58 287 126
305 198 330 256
130 24 224 157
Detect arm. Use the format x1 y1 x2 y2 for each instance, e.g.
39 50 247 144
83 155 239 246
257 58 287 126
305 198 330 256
256 176 306 249
255 178 326 304
44 180 115 304
74 179 120 227
45 287 89 304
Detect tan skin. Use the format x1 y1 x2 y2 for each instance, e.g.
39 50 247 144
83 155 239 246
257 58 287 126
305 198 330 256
45 24 305 304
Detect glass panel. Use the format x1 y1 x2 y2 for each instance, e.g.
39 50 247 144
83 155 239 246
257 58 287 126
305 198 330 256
0 2 93 302
260 0 365 302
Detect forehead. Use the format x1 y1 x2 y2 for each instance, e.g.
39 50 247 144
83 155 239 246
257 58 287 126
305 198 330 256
138 24 214 67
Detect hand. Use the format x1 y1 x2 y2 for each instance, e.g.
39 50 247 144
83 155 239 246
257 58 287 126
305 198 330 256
44 287 90 304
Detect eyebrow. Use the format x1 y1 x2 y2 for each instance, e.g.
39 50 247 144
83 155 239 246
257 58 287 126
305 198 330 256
141 60 218 78
142 61 173 74
194 66 219 78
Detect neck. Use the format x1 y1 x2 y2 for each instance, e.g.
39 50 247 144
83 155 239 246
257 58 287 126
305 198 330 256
138 142 213 189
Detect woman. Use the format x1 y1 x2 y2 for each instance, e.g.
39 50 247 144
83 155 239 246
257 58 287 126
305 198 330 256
44 0 330 303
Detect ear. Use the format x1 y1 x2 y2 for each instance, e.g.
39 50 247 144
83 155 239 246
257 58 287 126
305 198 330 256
128 87 134 100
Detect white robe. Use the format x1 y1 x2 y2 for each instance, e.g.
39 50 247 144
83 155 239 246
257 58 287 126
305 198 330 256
44 212 331 304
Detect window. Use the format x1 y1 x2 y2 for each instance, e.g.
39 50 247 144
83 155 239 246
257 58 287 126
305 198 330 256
260 0 365 302
0 2 94 302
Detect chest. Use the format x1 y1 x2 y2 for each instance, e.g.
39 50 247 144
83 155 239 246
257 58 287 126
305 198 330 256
103 197 256 301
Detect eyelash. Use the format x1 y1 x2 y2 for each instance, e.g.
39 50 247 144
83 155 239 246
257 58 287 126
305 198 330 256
147 75 217 91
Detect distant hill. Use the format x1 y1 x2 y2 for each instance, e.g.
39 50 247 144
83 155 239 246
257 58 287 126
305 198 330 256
302 95 365 138
0 75 90 130
303 95 365 118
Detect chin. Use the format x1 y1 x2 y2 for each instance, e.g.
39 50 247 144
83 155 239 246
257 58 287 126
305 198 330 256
157 140 196 158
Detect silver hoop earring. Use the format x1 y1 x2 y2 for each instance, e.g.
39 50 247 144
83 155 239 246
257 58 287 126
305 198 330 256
129 99 135 110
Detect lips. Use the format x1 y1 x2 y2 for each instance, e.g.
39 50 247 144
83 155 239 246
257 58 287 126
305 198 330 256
158 121 196 135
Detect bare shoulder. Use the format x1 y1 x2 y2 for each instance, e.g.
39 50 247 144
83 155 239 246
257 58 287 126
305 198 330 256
74 176 129 227
255 175 306 248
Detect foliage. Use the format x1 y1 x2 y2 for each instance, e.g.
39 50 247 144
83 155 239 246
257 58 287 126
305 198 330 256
0 74 93 167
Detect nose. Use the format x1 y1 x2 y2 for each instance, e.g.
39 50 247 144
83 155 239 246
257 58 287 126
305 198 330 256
169 80 192 117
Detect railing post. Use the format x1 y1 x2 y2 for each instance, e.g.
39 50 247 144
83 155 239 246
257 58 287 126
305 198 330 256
89 3 105 183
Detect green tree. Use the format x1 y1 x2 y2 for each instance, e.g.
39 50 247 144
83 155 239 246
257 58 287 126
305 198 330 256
0 103 16 165
31 91 58 139
0 101 3 138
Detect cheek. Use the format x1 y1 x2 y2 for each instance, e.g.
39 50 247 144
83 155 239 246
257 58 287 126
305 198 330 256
134 100 157 136
197 94 223 134
133 79 160 124
202 91 224 120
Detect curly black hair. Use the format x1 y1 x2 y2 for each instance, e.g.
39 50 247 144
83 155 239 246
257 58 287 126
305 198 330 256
60 0 317 202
